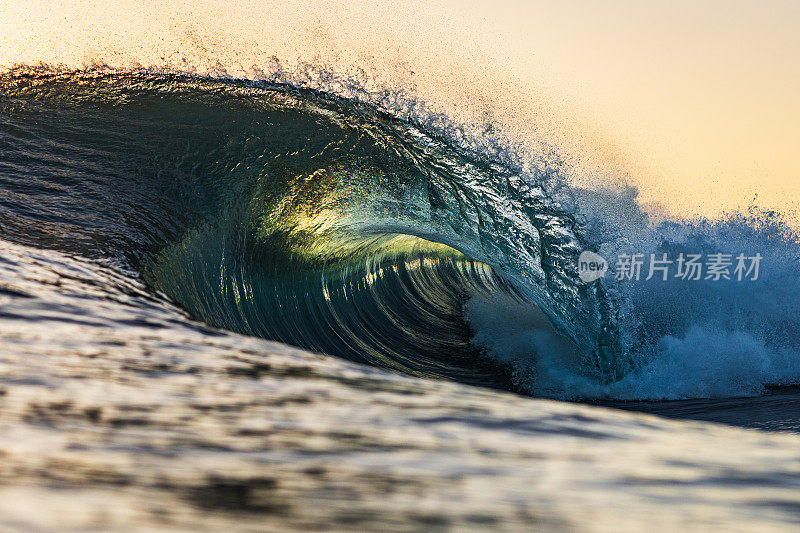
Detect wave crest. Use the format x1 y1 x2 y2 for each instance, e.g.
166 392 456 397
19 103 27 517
2 66 799 399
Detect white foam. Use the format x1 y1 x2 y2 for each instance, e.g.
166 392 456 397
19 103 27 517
466 194 800 401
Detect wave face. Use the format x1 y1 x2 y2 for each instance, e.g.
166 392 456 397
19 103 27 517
1 67 799 399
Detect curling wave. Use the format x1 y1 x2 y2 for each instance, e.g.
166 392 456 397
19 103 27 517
1 66 799 399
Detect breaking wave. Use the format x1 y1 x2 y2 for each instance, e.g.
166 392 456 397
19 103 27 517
1 66 798 399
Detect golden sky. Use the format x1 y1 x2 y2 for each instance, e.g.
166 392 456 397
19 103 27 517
2 0 798 220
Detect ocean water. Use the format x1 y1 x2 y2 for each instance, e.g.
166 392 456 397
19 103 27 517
1 67 800 531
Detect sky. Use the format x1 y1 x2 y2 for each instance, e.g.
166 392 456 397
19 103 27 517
1 0 798 220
